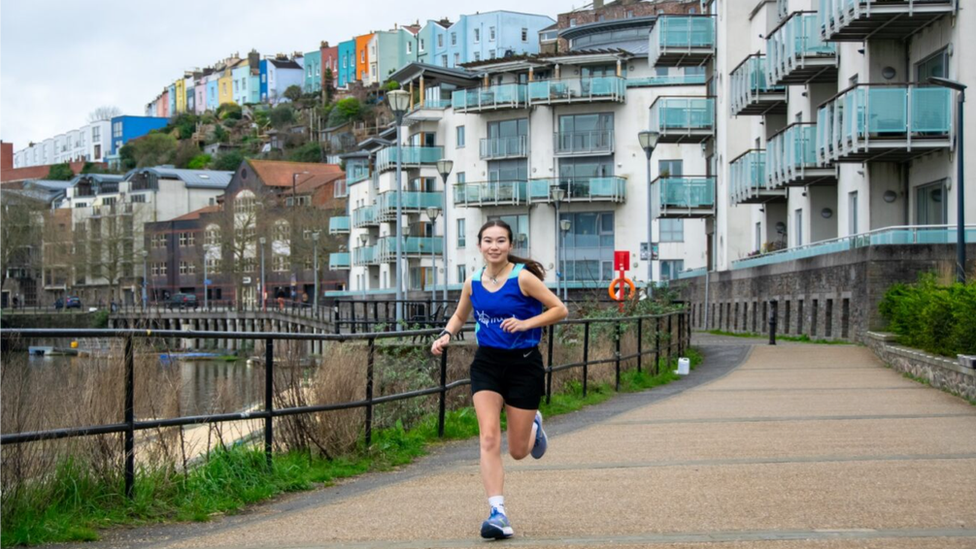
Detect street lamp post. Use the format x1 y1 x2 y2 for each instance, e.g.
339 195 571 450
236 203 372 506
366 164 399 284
312 231 320 313
928 76 967 283
436 159 454 302
388 89 410 329
141 250 148 310
358 233 369 300
560 219 571 300
203 247 209 310
259 237 267 311
550 186 566 297
426 207 441 303
638 130 661 296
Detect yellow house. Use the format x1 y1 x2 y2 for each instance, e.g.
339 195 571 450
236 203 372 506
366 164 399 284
174 78 186 114
218 67 235 106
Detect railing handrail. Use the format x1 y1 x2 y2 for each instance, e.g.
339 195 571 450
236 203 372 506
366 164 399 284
817 81 949 110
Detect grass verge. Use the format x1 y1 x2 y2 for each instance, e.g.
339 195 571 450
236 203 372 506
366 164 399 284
704 329 849 345
1 348 702 547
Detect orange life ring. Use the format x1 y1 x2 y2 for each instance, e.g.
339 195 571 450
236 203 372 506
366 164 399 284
608 277 636 301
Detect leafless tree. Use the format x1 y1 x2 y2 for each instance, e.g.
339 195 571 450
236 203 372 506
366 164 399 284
87 105 123 123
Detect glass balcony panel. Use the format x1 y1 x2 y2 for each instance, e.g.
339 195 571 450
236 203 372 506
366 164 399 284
329 252 350 270
480 136 527 159
527 77 626 105
554 130 614 155
328 216 350 234
452 84 526 112
659 177 716 209
453 181 527 206
375 146 443 172
650 97 715 133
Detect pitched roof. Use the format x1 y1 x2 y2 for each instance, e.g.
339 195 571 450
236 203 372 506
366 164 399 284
268 58 302 70
128 167 234 189
285 171 346 196
246 159 344 188
172 204 220 221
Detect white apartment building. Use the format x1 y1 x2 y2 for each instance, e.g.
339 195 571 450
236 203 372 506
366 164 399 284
706 0 973 273
13 120 112 168
44 168 233 304
331 15 715 297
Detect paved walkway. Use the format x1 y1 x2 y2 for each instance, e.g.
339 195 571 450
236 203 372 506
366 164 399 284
76 335 976 549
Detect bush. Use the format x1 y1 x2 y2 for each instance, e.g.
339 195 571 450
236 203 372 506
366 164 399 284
211 150 245 171
269 105 295 129
879 274 976 356
186 154 212 169
216 103 242 121
326 98 362 127
46 163 75 181
288 142 323 163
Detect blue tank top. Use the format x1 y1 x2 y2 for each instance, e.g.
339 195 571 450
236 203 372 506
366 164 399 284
470 263 544 349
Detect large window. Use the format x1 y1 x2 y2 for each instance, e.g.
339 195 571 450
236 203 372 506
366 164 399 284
660 260 684 281
488 158 528 183
558 113 613 141
558 157 613 192
660 219 684 242
488 118 528 140
916 48 948 81
658 159 683 178
560 211 615 282
916 179 947 224
456 218 466 248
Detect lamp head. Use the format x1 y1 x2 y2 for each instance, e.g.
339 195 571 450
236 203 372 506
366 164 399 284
425 206 441 221
550 186 566 202
312 231 320 242
436 159 454 179
387 89 410 116
638 130 660 153
359 233 369 245
560 219 571 232
259 237 266 244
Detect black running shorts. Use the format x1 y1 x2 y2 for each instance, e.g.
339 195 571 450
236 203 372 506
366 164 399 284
470 345 545 410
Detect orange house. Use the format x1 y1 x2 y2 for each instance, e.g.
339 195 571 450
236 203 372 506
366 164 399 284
355 33 374 84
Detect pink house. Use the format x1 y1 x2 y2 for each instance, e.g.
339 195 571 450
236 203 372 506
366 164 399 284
159 89 170 118
194 74 208 115
320 41 339 90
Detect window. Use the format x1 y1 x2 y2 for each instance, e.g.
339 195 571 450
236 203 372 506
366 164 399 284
272 255 290 272
489 27 495 41
442 55 448 68
660 219 684 242
438 34 444 48
102 196 117 206
406 41 412 54
179 261 196 275
205 257 221 274
560 211 615 282
451 32 457 45
660 260 684 281
475 28 481 42
361 50 365 62
658 159 683 178
92 126 101 141
205 225 220 246
916 48 948 81
242 257 256 273
130 193 146 203
457 218 466 248
420 38 425 51
489 50 496 59
454 53 460 66
456 125 465 147
521 28 528 41
457 264 466 283
626 10 634 18
474 52 481 61
569 18 577 27
795 209 804 247
755 222 762 250
179 232 195 247
848 191 859 235
916 179 948 224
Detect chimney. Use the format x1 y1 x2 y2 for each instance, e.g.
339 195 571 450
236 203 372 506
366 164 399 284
249 50 260 69
594 0 604 8
1 141 13 172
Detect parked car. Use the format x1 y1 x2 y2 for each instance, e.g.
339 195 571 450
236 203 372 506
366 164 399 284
167 293 198 310
64 296 82 309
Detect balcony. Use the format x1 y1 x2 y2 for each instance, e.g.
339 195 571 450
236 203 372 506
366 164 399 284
767 123 836 187
352 204 379 228
375 146 443 172
527 177 627 204
816 84 953 164
329 216 350 235
817 0 957 42
329 252 350 270
377 237 444 262
347 163 370 184
626 74 707 88
454 181 528 208
554 130 614 156
480 136 528 160
452 84 527 113
647 15 716 67
353 245 378 266
405 98 452 122
729 150 786 205
767 12 837 85
649 96 714 144
528 77 626 105
377 191 443 222
730 55 787 116
651 176 716 218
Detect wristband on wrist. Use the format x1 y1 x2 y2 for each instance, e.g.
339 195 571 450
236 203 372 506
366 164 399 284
437 329 454 340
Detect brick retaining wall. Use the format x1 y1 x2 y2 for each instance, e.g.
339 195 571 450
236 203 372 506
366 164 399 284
865 332 976 402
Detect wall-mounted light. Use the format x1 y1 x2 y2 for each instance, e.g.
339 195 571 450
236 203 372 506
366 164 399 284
821 207 833 219
882 66 897 80
883 190 897 203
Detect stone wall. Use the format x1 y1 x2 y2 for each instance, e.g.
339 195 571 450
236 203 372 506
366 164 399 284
865 332 976 402
678 243 976 342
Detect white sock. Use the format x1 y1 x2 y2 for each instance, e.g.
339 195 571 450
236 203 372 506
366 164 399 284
530 422 539 448
488 495 506 515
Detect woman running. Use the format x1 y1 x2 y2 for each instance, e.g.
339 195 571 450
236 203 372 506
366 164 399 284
431 219 568 539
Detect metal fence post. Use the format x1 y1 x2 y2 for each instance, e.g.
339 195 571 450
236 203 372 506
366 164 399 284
582 321 590 397
124 334 135 499
636 317 643 373
769 301 778 345
654 316 662 376
438 347 448 438
667 314 673 368
614 321 621 391
264 337 274 468
677 312 684 356
365 337 375 448
546 324 554 405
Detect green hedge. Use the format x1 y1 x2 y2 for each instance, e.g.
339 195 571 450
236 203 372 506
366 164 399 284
879 274 976 357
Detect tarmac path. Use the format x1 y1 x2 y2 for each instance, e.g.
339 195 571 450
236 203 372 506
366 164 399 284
69 335 976 549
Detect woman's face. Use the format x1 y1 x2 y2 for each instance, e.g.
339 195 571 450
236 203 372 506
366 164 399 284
479 226 511 264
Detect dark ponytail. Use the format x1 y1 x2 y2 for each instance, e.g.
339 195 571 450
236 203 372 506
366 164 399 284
477 220 546 281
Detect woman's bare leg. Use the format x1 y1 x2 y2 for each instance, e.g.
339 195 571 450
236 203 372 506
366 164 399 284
473 391 506 496
505 404 538 460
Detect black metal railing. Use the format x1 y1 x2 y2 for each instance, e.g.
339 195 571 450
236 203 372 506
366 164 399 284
0 310 690 499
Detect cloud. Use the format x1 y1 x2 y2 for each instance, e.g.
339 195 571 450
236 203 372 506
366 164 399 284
0 0 564 150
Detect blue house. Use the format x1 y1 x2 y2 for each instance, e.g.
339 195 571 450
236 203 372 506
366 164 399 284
107 115 170 157
337 39 356 88
422 11 554 69
167 84 177 116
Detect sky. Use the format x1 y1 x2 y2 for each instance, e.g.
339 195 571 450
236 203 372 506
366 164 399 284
0 0 572 151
